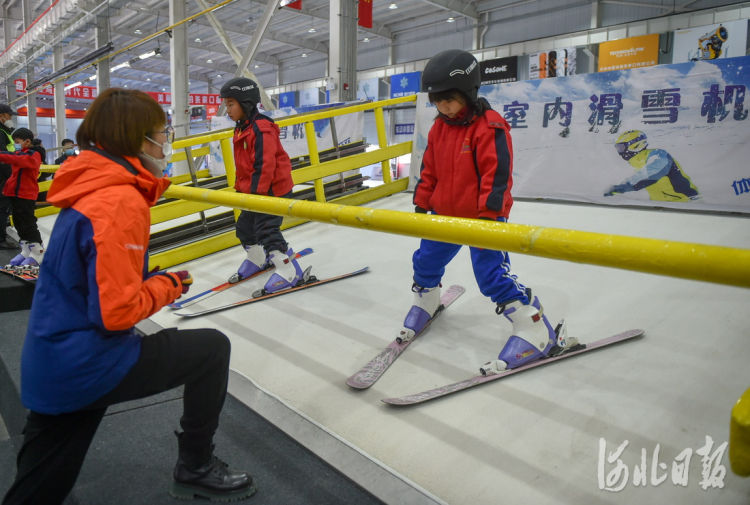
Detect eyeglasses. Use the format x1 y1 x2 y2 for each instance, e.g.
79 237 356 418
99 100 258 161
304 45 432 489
152 125 175 143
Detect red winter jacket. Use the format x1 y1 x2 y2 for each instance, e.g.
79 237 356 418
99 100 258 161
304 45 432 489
414 108 514 220
233 113 294 197
0 148 41 200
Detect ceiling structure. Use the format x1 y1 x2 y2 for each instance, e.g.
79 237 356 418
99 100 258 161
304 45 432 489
0 0 745 106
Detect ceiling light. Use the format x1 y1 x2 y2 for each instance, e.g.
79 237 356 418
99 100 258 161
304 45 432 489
446 17 455 23
389 3 397 9
138 49 158 60
134 29 142 35
206 58 213 63
363 37 370 42
110 62 130 72
146 77 151 81
194 37 202 43
254 64 260 68
301 53 308 58
87 75 97 81
123 84 128 88
64 81 82 91
217 74 222 78
308 27 316 33
162 88 167 92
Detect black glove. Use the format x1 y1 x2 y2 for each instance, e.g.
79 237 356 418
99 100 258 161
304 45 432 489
415 206 428 214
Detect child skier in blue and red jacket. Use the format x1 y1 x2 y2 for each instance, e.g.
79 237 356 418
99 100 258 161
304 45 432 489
401 49 570 374
0 127 45 266
219 77 303 294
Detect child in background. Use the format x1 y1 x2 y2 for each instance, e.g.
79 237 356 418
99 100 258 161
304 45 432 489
402 50 570 374
219 77 303 293
0 127 44 266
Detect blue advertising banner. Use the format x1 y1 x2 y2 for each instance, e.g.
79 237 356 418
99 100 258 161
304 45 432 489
413 56 750 213
278 91 297 108
390 71 421 98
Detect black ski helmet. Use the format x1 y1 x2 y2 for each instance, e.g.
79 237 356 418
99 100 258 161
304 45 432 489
220 77 261 106
421 49 481 104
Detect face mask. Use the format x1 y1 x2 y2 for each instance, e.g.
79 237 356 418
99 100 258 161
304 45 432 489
145 136 173 158
3 119 13 128
64 148 75 155
13 143 22 151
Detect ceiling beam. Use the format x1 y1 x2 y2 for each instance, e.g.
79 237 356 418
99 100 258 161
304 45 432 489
272 0 393 40
418 0 479 20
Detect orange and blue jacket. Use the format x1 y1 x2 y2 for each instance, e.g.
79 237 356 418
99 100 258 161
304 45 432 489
414 107 514 220
0 147 41 200
233 112 294 197
21 149 183 414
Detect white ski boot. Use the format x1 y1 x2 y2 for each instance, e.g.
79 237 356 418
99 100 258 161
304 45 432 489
8 240 29 266
263 249 303 293
20 242 44 266
480 292 574 375
397 283 441 343
230 244 268 283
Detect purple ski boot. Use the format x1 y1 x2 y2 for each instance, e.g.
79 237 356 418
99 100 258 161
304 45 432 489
480 291 568 375
397 283 441 343
8 240 29 267
229 244 268 283
20 242 44 266
263 248 303 293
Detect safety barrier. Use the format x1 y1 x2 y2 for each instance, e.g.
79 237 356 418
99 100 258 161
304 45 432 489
160 185 750 289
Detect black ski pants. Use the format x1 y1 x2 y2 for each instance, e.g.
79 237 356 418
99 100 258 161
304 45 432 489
7 197 41 244
1 327 231 505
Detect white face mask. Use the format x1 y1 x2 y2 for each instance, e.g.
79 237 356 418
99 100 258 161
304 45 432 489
145 135 173 158
3 119 13 128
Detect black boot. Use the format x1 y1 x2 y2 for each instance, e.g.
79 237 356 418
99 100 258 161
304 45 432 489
170 432 256 502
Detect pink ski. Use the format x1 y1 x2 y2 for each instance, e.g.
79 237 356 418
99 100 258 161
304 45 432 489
346 285 465 389
382 329 644 406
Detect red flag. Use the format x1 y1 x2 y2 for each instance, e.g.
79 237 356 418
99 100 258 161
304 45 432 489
281 0 302 9
358 0 372 28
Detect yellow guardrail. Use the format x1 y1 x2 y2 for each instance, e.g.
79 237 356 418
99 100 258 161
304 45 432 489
162 185 750 288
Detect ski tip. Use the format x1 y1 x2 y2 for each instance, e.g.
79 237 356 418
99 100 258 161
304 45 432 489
345 379 371 390
381 398 411 406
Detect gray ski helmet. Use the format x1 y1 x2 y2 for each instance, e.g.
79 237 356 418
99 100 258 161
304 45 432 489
220 77 261 105
421 49 480 103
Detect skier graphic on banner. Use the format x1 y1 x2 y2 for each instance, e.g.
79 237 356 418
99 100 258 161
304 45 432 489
604 130 700 202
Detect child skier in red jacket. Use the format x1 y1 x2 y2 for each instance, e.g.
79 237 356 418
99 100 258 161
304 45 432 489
402 50 570 374
0 127 45 266
219 77 304 294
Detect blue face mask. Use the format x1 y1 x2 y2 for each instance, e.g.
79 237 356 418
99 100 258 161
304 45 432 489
13 143 22 151
64 148 75 155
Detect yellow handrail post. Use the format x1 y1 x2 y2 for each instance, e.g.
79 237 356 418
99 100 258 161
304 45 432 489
304 121 326 203
374 107 392 184
219 136 240 220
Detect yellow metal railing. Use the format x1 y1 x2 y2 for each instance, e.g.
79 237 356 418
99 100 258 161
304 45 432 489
162 185 750 289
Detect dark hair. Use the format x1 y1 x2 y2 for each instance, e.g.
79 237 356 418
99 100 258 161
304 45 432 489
12 128 34 141
427 89 467 105
77 88 166 157
61 138 74 146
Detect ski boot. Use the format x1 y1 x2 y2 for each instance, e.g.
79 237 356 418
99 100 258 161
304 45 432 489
262 248 304 294
8 240 29 266
397 283 441 343
480 291 572 375
20 242 44 266
229 244 268 283
170 432 256 501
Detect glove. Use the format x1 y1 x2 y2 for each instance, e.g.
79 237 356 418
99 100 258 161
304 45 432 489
146 265 161 278
415 206 428 214
171 270 193 295
604 183 629 197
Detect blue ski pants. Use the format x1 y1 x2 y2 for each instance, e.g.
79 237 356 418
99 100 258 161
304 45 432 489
412 218 529 306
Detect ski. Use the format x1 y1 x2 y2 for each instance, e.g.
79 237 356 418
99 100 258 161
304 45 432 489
175 266 370 318
346 285 466 389
0 265 38 283
168 247 313 309
382 329 644 406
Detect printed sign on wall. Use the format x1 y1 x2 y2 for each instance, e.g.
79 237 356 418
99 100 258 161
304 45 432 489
598 34 660 72
390 71 421 98
672 20 748 63
529 48 577 79
480 56 519 84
